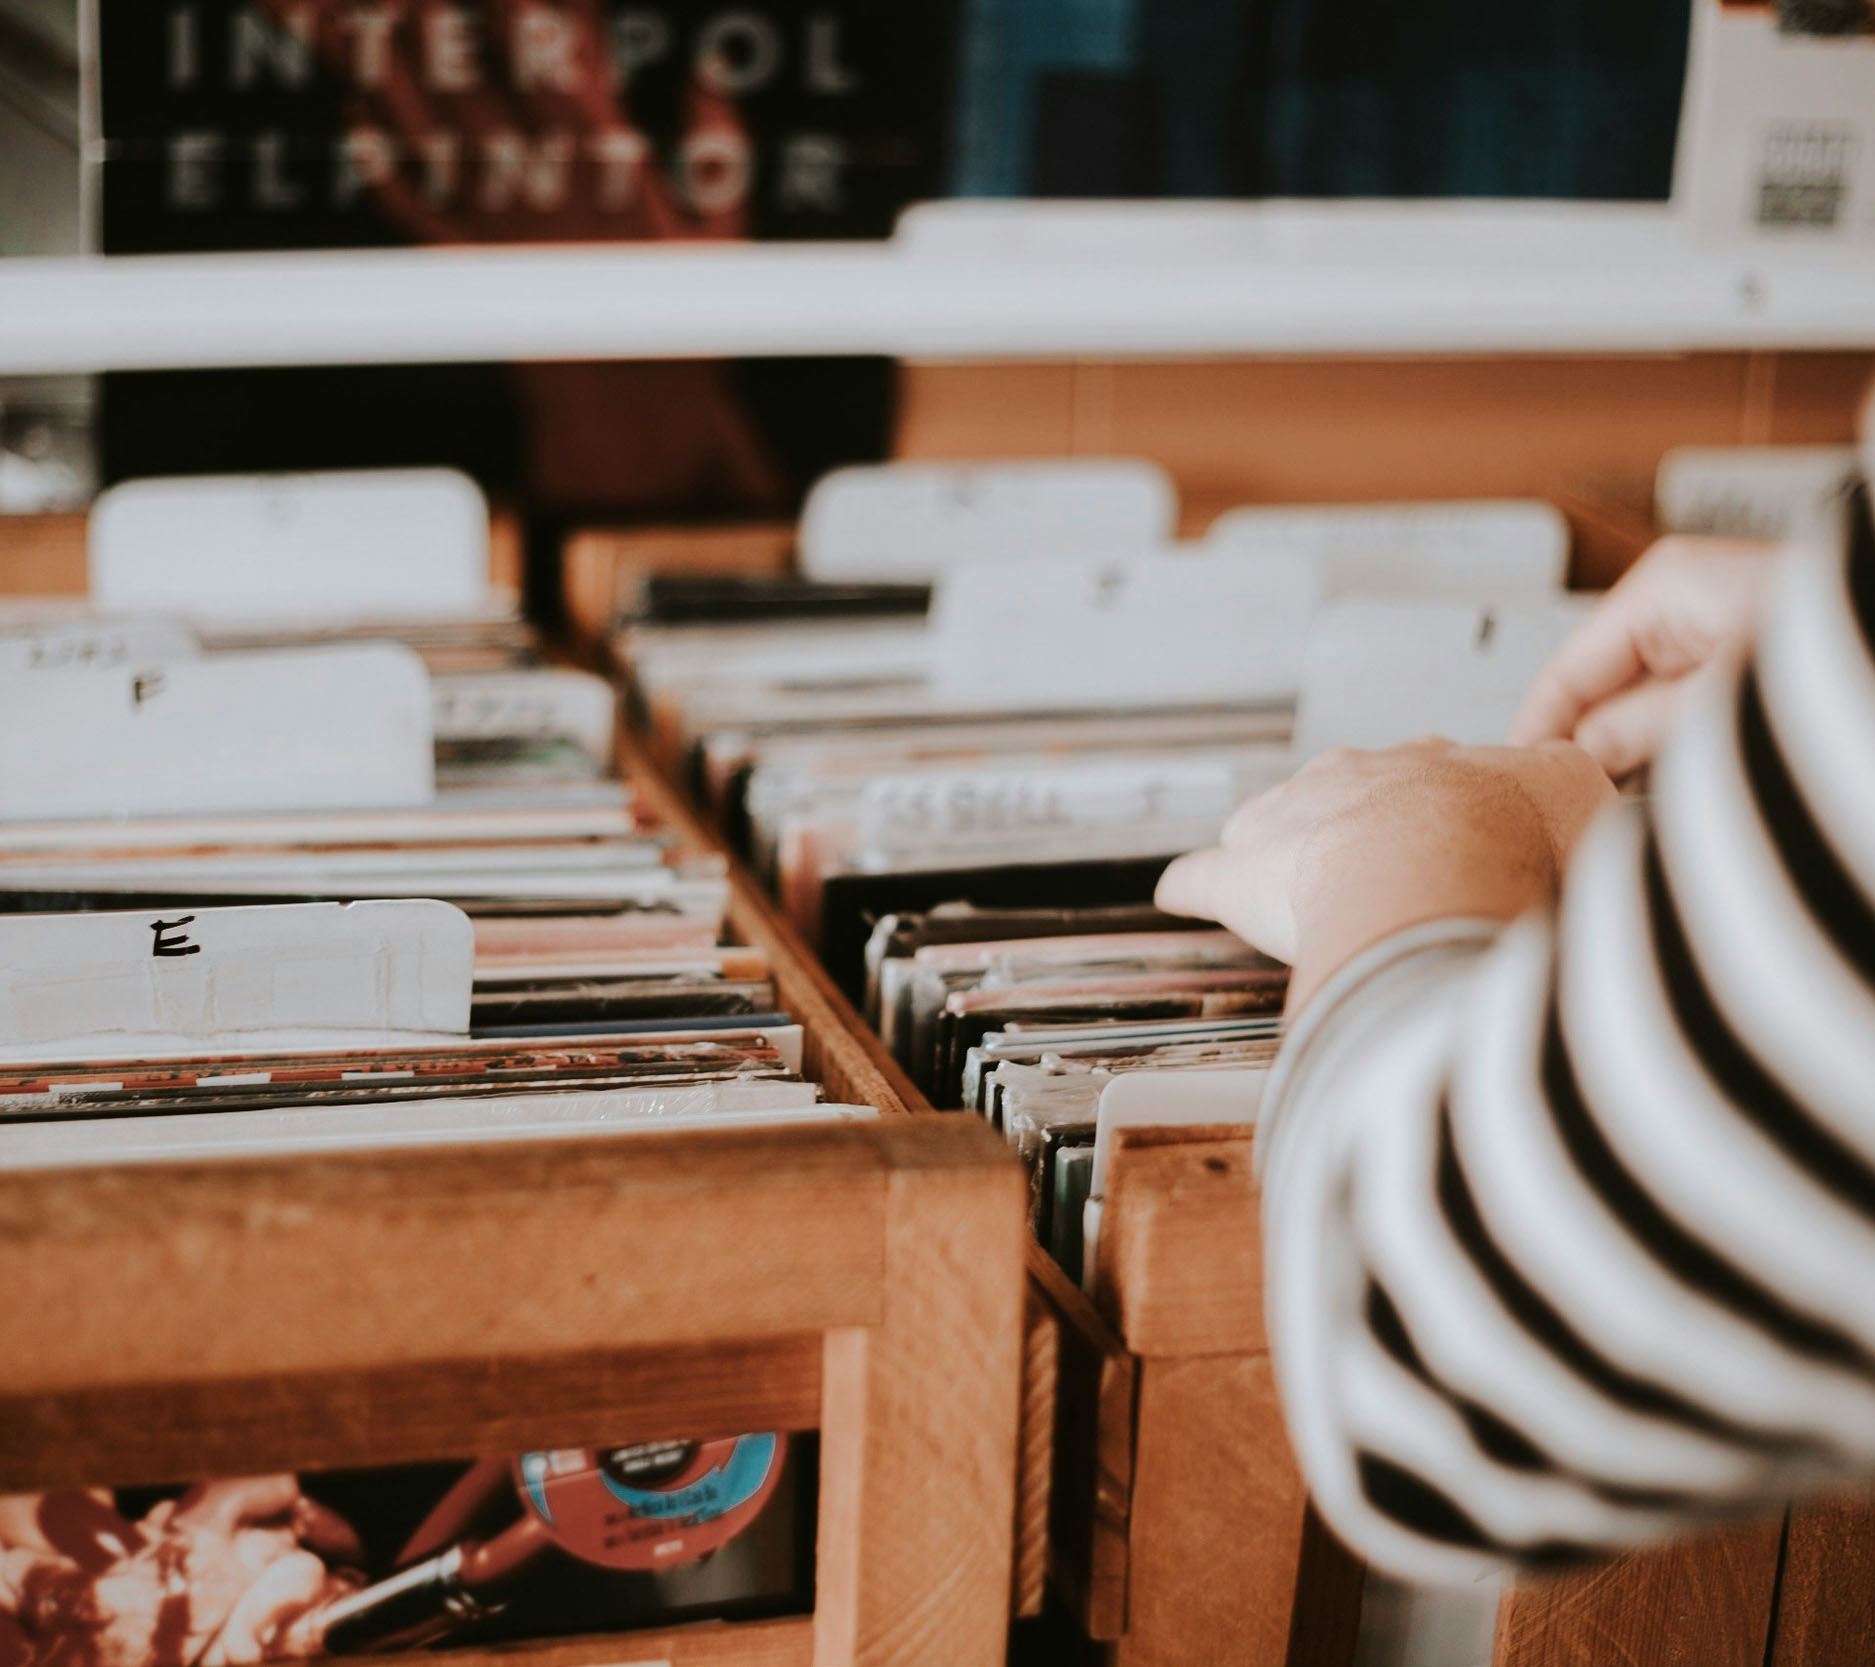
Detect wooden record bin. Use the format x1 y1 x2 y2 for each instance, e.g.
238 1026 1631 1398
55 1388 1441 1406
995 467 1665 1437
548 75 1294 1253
0 1117 1028 1667
622 725 1354 1667
565 344 1875 1667
0 521 1029 1667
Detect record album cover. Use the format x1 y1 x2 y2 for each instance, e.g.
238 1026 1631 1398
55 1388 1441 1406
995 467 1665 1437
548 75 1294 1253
0 1436 812 1667
95 0 955 252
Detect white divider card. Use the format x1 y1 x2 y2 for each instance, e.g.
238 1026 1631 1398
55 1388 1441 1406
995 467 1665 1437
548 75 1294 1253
0 1086 872 1170
1655 446 1859 540
431 669 617 765
0 795 641 855
1205 499 1568 601
90 468 491 625
799 458 1179 582
1292 597 1590 758
1677 0 1875 249
0 642 435 820
1081 1068 1267 1291
857 758 1239 865
0 617 199 680
928 549 1322 710
0 899 474 1055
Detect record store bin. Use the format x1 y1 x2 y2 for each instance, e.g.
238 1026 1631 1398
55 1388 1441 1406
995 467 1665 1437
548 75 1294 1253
6 0 1875 1642
9 354 1875 1667
0 517 1027 1667
8 340 1875 1667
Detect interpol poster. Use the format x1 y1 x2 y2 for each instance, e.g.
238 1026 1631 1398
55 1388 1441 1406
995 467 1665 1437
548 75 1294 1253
94 0 955 252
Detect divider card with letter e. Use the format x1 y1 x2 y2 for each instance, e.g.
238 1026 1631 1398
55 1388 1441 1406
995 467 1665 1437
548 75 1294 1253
0 899 473 1058
928 549 1321 710
0 643 434 819
89 469 491 626
1204 500 1568 602
1291 598 1589 757
799 459 1178 582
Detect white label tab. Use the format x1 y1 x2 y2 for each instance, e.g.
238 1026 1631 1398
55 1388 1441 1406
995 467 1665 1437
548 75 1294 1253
432 670 617 765
0 899 473 1053
0 1098 873 1171
800 459 1178 582
929 549 1320 709
1656 446 1859 540
859 759 1236 859
0 642 434 820
1206 500 1568 602
1294 598 1589 756
1091 1068 1267 1200
90 468 490 625
1081 1068 1268 1287
0 617 199 680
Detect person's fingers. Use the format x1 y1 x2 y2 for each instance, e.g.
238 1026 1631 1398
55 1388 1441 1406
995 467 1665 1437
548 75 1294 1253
1158 845 1294 959
1571 675 1693 780
1509 592 1649 747
1512 535 1776 747
1154 846 1237 920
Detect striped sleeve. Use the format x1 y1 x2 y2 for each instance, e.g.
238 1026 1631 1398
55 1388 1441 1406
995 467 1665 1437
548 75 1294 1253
1259 481 1875 1585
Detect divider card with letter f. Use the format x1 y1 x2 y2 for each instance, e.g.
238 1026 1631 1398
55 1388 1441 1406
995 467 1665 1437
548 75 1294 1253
1 642 435 820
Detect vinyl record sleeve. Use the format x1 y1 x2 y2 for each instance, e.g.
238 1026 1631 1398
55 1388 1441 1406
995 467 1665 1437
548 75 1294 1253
817 852 1180 1004
0 1434 814 1666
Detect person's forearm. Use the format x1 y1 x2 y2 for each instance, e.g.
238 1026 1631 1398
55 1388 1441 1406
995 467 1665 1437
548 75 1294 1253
1267 487 1875 1583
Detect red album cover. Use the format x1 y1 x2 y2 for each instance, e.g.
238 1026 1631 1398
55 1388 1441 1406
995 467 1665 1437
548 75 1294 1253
0 1434 809 1667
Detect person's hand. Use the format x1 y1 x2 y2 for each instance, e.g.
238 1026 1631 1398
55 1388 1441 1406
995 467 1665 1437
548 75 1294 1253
1510 535 1776 778
1156 738 1614 1010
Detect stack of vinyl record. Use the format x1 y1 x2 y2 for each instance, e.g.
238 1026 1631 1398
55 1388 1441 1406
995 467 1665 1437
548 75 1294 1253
608 457 1583 1284
0 469 833 1664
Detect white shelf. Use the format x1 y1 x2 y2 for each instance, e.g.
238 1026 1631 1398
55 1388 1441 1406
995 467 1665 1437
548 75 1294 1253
2 204 1873 373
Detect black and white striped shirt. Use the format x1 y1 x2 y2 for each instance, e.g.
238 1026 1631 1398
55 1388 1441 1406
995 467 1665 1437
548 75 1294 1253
1261 481 1875 1584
